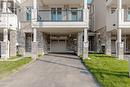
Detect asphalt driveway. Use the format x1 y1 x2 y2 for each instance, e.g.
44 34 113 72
0 54 99 87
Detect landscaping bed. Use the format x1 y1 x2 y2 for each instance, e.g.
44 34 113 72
83 54 130 87
0 57 32 78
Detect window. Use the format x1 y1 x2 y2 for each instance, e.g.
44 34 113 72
51 8 62 21
127 8 130 20
26 7 32 21
111 8 116 14
71 8 78 21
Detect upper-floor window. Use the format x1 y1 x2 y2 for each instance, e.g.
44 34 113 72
127 8 130 20
110 8 116 14
71 8 78 21
51 8 62 21
26 7 32 21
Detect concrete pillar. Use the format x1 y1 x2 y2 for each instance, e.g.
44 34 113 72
32 28 38 59
33 28 37 42
83 28 89 59
2 0 7 13
10 30 17 57
83 0 88 23
117 0 122 22
116 29 124 60
118 0 122 9
77 32 83 56
37 31 44 55
32 0 37 21
17 31 25 56
3 29 8 42
1 29 9 59
105 32 111 56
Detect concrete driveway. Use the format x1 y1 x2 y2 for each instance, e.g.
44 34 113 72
0 54 99 87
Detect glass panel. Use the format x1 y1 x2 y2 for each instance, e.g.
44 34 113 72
51 8 56 21
57 8 62 21
128 10 130 20
71 8 78 21
26 7 32 21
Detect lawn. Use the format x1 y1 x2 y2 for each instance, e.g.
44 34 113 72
0 57 32 78
83 54 130 87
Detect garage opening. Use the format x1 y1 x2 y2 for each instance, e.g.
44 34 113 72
49 34 77 54
50 39 66 52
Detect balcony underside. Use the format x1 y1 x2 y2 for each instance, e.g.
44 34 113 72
38 0 83 6
107 0 130 7
33 22 87 28
37 27 84 34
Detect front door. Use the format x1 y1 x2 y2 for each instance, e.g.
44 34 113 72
25 33 32 52
50 39 66 52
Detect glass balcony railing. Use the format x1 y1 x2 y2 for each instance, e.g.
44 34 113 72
37 10 83 22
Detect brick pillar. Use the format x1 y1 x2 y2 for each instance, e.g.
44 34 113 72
37 31 44 55
32 28 38 59
77 32 83 56
17 31 25 56
10 30 17 57
1 29 9 59
105 32 111 56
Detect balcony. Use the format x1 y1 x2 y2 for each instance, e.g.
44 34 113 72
37 10 83 22
0 13 17 30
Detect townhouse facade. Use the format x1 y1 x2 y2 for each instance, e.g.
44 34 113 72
90 0 130 59
0 0 19 59
0 0 89 59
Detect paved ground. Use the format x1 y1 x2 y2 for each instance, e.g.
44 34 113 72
0 54 99 87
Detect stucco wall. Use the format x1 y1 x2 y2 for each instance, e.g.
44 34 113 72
92 0 107 31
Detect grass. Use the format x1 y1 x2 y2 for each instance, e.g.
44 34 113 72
83 54 130 87
0 57 32 78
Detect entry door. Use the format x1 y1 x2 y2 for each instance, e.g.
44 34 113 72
51 40 66 52
25 33 32 52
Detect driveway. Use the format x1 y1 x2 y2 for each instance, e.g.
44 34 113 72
0 54 99 87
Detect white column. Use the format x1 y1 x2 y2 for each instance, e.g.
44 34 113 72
84 0 87 9
83 28 89 59
32 0 37 21
83 0 88 23
117 29 122 43
33 28 37 42
84 28 88 42
116 29 124 59
2 0 7 13
105 32 111 56
3 29 8 42
117 0 122 23
118 0 122 9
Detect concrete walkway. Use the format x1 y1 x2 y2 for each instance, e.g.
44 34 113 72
0 54 99 87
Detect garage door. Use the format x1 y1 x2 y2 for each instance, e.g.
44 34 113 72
50 40 66 52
